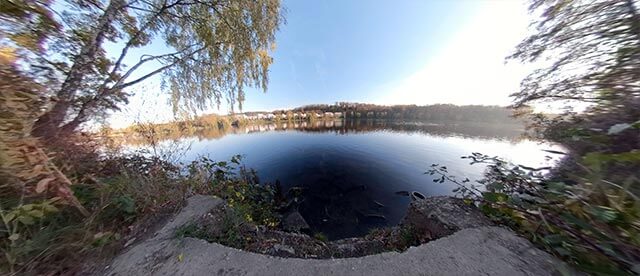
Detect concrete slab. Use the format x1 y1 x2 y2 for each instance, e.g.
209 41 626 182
104 195 564 276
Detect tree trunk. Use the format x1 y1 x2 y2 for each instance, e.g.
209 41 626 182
31 0 124 141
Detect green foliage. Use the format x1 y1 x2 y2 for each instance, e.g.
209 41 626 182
0 198 62 273
396 226 419 250
91 231 120 248
216 209 249 248
313 232 328 242
583 150 640 174
0 62 91 274
175 223 200 239
509 0 640 111
291 103 520 124
509 0 640 168
185 155 280 228
428 151 640 274
0 142 278 275
0 0 284 273
163 0 283 113
176 208 248 249
490 2 640 272
113 195 136 215
2 0 283 139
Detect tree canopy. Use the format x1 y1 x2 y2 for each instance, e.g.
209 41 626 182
0 0 283 139
510 0 640 113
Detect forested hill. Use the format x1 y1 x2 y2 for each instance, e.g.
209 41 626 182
279 103 521 124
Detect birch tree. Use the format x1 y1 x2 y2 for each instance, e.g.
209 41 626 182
1 0 283 140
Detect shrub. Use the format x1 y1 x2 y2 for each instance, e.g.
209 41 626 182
428 150 640 275
1 132 280 275
185 155 281 227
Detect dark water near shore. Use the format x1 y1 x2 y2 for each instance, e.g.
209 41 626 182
168 119 561 240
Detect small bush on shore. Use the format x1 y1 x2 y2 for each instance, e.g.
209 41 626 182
428 150 640 275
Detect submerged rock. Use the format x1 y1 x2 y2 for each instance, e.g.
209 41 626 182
410 191 425 200
361 213 386 221
283 211 310 232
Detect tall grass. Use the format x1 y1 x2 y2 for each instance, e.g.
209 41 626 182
0 76 272 274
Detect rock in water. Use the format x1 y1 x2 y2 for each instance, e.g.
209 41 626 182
283 211 310 232
410 191 426 201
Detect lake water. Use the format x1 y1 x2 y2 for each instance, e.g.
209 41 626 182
165 119 561 240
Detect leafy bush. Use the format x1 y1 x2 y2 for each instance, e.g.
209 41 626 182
185 155 280 227
0 135 281 275
428 150 640 275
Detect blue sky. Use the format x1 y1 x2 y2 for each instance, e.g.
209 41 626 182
242 0 480 110
110 0 532 127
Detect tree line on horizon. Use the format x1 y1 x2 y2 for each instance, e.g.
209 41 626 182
261 103 522 124
112 103 521 143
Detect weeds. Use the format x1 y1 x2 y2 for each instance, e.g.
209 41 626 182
313 232 328 242
0 141 281 275
185 156 281 227
176 206 250 249
428 151 640 275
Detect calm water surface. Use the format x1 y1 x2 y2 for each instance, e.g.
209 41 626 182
167 120 561 240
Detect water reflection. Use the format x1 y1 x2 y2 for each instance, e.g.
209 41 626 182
175 119 525 143
144 119 556 240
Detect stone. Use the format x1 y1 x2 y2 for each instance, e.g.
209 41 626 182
283 211 310 232
272 244 296 255
103 195 568 276
402 196 492 241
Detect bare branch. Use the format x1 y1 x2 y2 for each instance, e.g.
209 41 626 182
113 45 208 90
